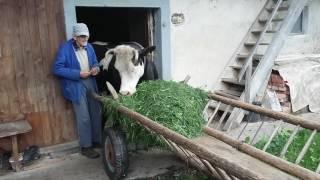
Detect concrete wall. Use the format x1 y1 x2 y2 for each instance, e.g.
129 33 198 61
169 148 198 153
64 0 319 90
169 0 267 90
280 0 320 55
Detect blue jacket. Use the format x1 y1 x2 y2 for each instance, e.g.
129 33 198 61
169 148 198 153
53 39 99 103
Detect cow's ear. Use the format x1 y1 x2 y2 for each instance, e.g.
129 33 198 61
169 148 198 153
139 46 156 57
132 49 139 66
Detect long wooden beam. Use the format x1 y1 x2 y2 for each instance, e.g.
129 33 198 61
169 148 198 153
203 127 320 180
94 94 266 180
208 93 320 130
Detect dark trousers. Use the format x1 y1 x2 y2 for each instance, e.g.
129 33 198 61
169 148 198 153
72 79 102 148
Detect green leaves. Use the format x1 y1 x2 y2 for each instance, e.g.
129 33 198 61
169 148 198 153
103 80 208 148
255 129 320 171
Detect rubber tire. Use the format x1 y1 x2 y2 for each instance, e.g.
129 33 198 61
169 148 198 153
102 127 129 180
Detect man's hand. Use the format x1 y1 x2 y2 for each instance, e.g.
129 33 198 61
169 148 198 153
90 67 99 76
80 71 91 78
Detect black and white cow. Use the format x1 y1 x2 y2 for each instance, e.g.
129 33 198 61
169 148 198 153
92 42 158 95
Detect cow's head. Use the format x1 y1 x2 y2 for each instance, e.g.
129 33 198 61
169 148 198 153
100 45 155 95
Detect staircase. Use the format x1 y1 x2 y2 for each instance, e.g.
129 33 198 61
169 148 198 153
211 0 308 130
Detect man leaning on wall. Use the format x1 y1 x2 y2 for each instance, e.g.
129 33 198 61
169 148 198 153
52 23 102 159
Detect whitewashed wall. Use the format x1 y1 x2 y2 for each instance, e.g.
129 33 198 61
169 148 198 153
169 0 320 90
169 0 267 90
280 0 320 55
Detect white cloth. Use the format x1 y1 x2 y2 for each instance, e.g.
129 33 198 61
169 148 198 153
274 54 320 112
75 48 90 72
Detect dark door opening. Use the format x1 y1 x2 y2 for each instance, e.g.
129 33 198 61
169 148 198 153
76 7 159 93
76 7 154 49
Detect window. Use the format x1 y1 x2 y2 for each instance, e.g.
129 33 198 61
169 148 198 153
291 7 308 34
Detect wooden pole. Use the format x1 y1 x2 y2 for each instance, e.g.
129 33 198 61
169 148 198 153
295 129 318 164
162 138 218 178
180 75 191 84
212 166 233 180
94 94 266 180
280 125 300 158
262 121 283 151
203 127 320 180
206 102 221 126
11 135 21 171
201 159 224 180
208 93 320 130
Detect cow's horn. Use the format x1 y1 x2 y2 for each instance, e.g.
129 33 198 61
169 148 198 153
106 81 119 100
100 49 115 70
105 48 115 56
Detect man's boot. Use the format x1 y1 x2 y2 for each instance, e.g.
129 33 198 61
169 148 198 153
81 147 100 159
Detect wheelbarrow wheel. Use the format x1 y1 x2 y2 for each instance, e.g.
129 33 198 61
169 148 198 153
102 127 128 180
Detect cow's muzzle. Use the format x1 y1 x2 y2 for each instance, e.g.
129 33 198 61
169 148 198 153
119 90 134 96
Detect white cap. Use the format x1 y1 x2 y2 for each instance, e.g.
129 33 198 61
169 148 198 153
73 23 89 37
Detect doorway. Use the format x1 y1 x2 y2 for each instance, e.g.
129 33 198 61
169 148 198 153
76 7 154 48
63 0 171 79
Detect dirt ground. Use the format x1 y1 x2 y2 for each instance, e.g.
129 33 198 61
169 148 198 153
0 149 187 180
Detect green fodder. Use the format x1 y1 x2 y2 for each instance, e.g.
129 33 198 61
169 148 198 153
254 129 320 171
103 80 208 148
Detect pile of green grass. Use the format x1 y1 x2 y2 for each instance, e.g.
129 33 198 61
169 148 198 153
103 80 208 148
254 129 320 171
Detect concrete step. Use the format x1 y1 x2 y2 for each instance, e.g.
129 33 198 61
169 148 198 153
244 41 270 46
230 64 258 71
266 6 289 13
236 53 263 61
214 90 241 100
221 78 245 86
251 29 277 34
229 65 242 70
258 18 284 24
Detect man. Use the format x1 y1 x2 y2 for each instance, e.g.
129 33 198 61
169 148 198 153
53 23 101 159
